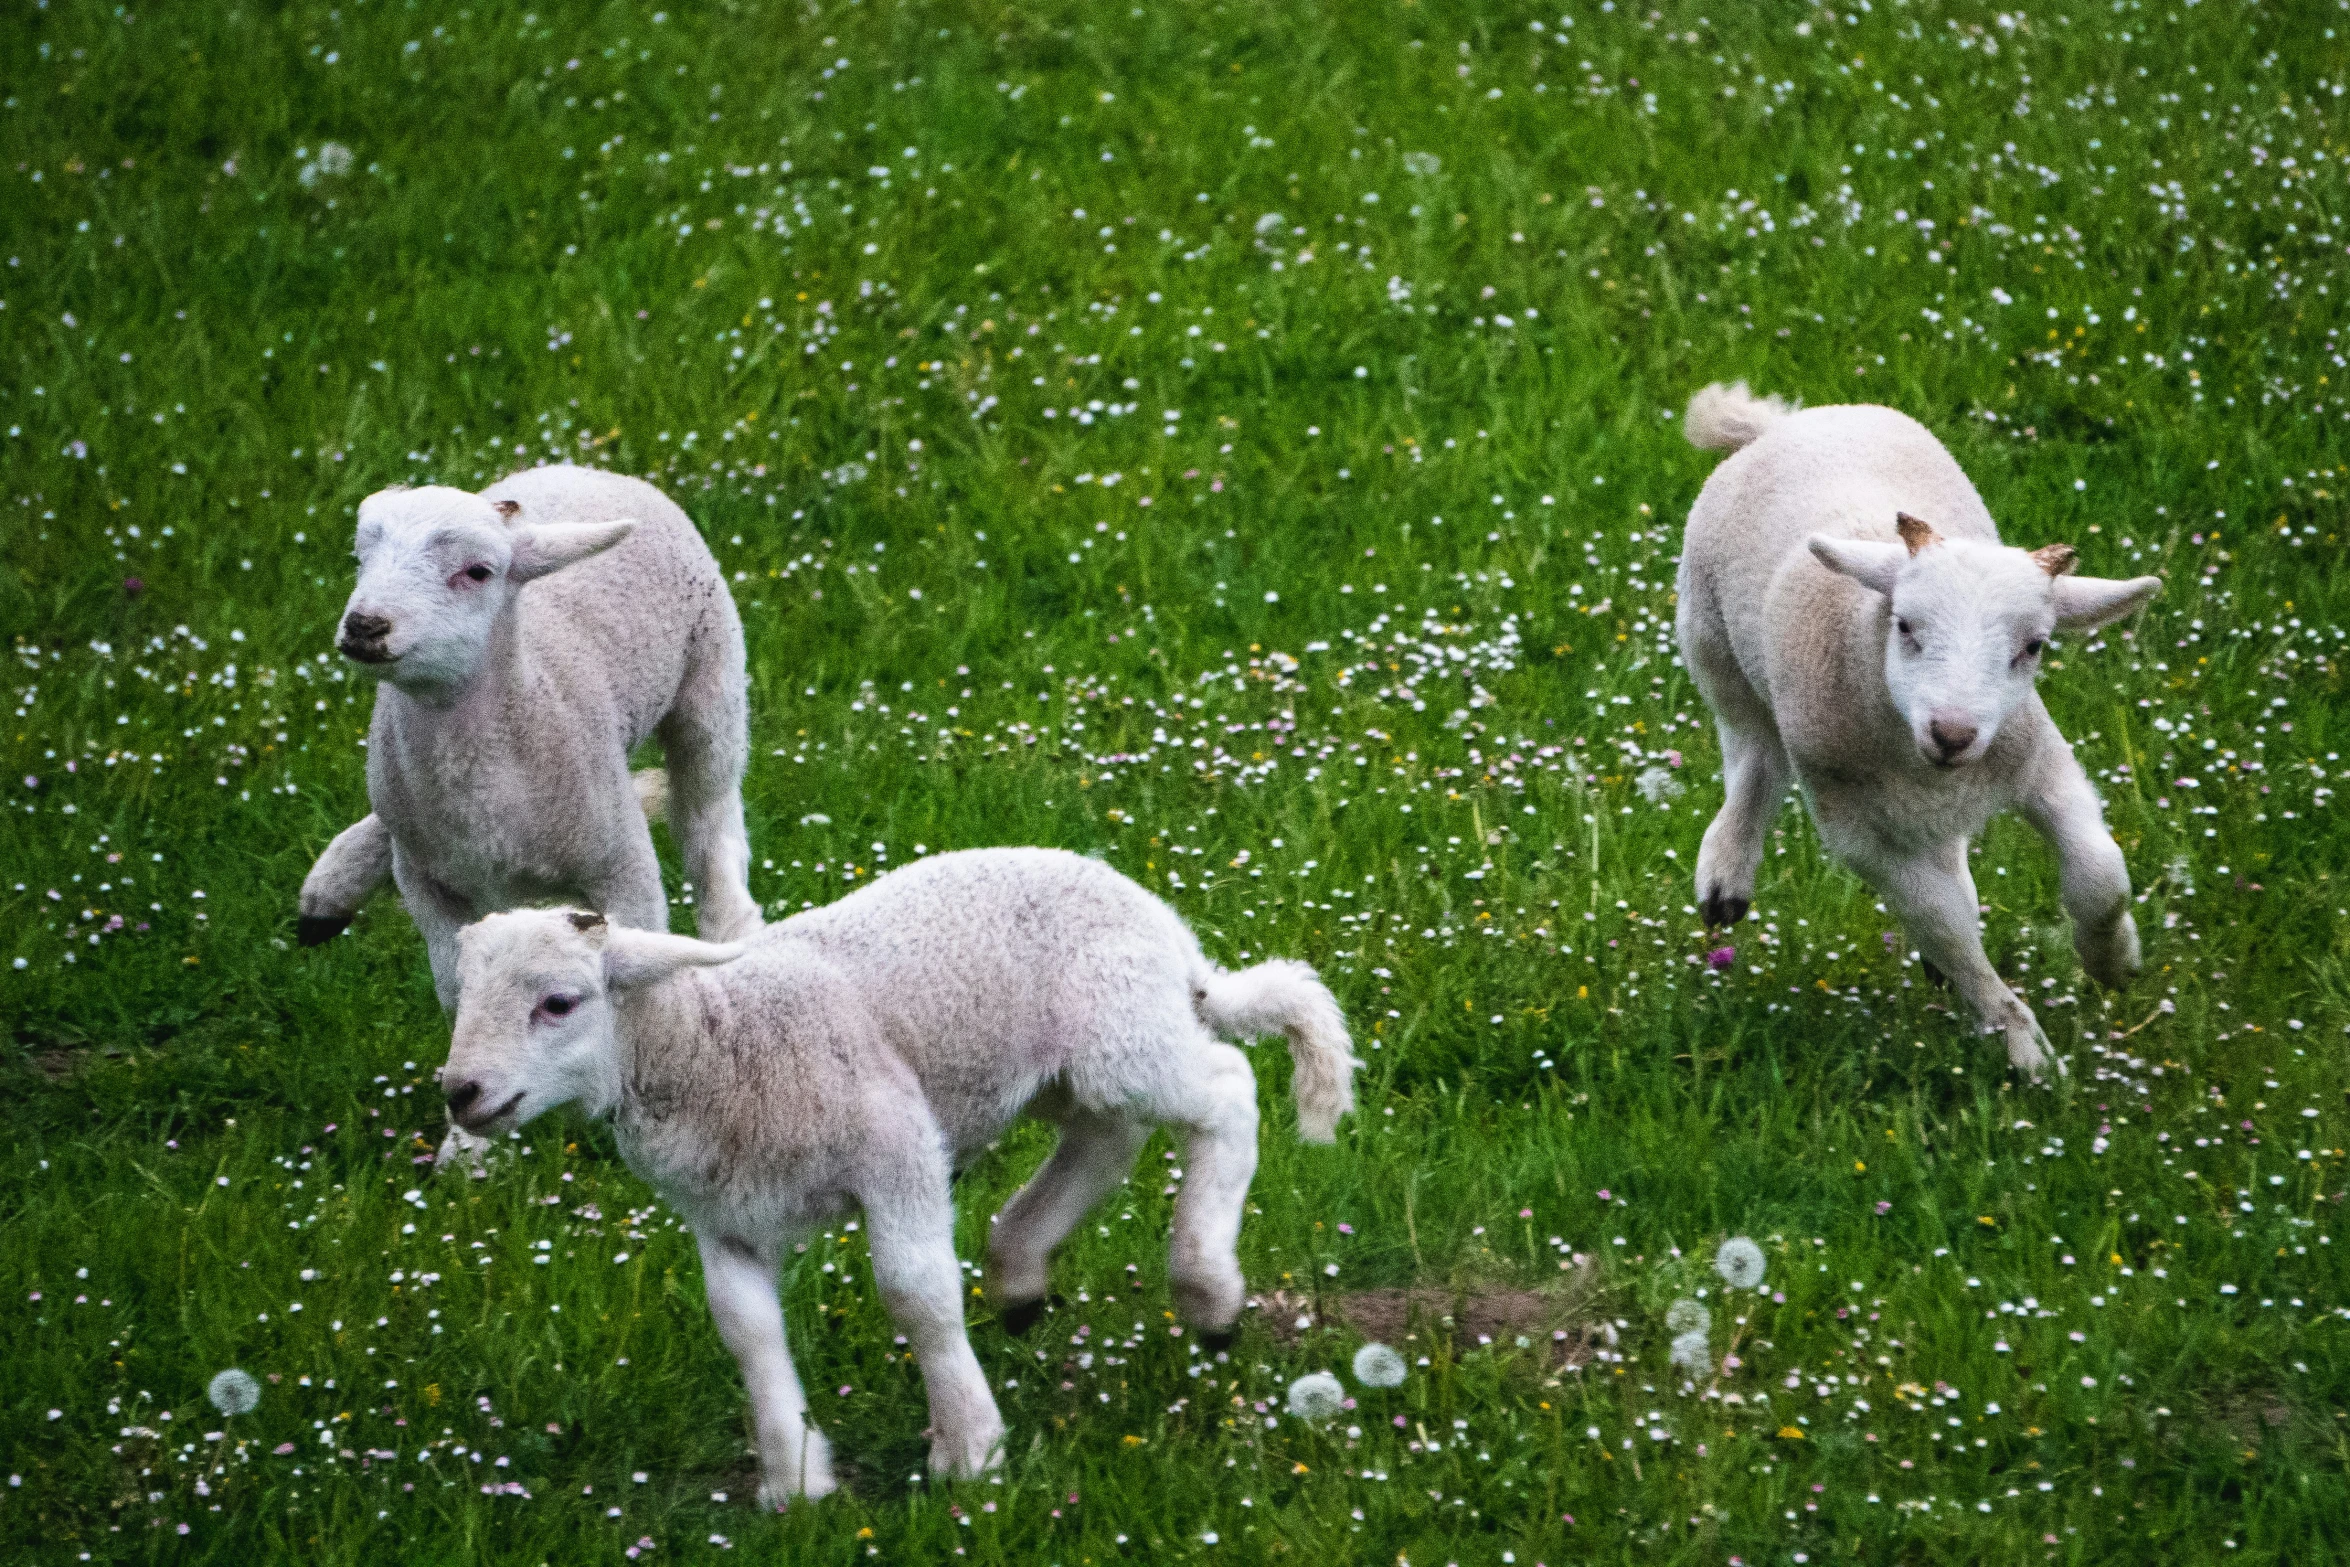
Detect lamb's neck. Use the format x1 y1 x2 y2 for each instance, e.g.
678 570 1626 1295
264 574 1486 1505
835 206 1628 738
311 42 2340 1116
608 972 742 1167
389 610 529 724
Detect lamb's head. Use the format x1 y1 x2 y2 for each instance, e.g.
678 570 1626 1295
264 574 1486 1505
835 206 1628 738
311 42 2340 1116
441 909 740 1136
339 486 633 693
1810 513 2160 768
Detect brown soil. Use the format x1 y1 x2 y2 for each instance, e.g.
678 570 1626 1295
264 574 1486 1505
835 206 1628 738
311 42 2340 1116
1245 1279 1600 1369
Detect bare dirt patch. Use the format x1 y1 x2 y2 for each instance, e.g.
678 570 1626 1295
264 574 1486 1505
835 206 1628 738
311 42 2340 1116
1246 1274 1601 1369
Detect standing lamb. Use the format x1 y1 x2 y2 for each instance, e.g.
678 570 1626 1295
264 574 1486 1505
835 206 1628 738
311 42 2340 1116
1675 384 2161 1076
304 466 761 1150
436 847 1360 1506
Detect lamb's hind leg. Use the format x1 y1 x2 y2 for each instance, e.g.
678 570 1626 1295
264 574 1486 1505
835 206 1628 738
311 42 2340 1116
657 643 761 943
698 1233 836 1507
1140 1041 1260 1346
989 1108 1151 1334
1695 721 1792 928
2021 756 2140 990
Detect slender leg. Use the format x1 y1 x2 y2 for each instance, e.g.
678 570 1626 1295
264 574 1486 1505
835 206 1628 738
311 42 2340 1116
392 848 502 1167
698 1233 836 1507
989 1110 1152 1330
1694 720 1792 928
659 653 762 944
1137 1042 1261 1337
586 814 674 936
1855 834 2056 1078
863 1177 1006 1480
2020 756 2140 989
298 813 393 945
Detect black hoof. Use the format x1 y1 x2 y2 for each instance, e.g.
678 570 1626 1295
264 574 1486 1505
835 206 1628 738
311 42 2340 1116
1000 1295 1061 1336
1197 1328 1237 1354
1920 957 1949 988
1700 893 1749 930
297 914 353 948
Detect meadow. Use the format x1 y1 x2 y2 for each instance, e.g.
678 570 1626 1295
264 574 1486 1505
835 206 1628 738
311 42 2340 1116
4 0 2348 1560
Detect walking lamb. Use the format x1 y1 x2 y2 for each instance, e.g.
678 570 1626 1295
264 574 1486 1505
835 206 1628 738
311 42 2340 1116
436 847 1360 1505
1675 383 2160 1076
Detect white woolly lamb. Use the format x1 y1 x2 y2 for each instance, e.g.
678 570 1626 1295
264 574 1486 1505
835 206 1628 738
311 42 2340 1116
299 464 760 997
436 847 1360 1507
1676 383 2160 1077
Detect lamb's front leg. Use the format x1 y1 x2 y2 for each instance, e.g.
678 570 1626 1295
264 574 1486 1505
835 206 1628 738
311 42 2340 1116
298 814 393 946
864 1177 1006 1480
698 1233 836 1507
1869 837 2058 1079
2020 754 2140 990
1695 722 1792 928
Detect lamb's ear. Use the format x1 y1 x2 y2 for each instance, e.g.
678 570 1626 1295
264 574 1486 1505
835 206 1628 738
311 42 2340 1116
602 927 743 989
508 520 634 583
1807 535 1907 596
2052 573 2162 631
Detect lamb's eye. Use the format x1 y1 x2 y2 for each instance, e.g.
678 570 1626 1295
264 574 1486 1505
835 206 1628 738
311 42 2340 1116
541 996 574 1018
1896 619 1915 638
2023 638 2046 658
464 564 494 583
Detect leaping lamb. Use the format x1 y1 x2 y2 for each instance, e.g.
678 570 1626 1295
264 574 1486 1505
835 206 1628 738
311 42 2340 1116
1675 383 2161 1077
299 466 761 1146
436 847 1360 1507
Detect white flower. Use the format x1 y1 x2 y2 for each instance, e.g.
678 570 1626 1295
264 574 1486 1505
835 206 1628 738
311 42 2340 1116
1402 151 1442 176
316 142 354 177
1664 1298 1711 1337
1669 1330 1713 1373
1714 1236 1767 1291
1285 1370 1345 1423
1254 212 1287 236
207 1369 261 1417
1352 1343 1408 1389
1634 766 1685 804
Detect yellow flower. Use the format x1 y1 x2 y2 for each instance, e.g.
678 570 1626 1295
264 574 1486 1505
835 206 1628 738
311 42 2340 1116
1776 1426 1806 1441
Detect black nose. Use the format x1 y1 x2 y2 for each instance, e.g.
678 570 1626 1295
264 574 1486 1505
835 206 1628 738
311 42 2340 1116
342 611 391 644
1928 719 1978 759
444 1078 482 1115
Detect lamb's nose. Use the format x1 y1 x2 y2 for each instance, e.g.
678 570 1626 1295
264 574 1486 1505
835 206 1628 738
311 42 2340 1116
444 1078 483 1115
341 611 392 644
1928 718 1978 760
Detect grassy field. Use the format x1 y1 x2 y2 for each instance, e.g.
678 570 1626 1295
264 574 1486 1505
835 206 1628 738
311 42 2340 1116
5 0 2349 1560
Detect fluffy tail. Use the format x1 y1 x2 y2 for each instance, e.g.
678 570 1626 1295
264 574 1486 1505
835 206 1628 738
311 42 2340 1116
631 766 670 824
1194 959 1361 1143
1684 381 1795 452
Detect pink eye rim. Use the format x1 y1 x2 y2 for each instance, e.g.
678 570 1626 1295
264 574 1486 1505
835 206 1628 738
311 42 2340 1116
463 563 494 583
540 995 575 1019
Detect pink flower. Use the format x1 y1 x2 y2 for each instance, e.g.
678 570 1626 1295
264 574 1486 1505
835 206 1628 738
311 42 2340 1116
1707 946 1736 971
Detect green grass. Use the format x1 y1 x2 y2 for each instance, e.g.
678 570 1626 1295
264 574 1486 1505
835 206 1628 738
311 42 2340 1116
5 0 2348 1560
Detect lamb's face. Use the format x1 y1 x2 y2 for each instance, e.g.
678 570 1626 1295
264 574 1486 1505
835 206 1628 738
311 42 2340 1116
1809 516 2163 770
1882 541 2056 768
339 486 634 695
443 911 619 1136
340 488 520 692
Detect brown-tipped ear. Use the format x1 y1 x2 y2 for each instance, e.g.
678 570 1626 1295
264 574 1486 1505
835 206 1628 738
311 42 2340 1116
491 499 522 521
567 910 608 936
2030 543 2079 578
1895 512 1943 555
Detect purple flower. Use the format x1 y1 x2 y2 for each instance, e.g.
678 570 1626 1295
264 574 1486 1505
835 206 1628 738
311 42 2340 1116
123 576 145 597
1707 946 1736 971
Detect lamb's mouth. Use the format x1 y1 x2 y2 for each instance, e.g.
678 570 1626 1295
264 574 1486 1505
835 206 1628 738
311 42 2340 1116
339 639 397 666
456 1090 526 1134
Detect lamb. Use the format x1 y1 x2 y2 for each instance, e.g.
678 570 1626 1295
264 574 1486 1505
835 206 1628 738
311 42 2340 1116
301 464 761 1004
1675 383 2161 1077
435 847 1360 1506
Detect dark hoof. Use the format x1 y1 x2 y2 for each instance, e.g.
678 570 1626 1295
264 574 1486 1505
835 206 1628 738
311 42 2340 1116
1920 957 1948 988
1700 893 1749 930
1197 1328 1237 1354
297 914 353 948
1000 1295 1062 1336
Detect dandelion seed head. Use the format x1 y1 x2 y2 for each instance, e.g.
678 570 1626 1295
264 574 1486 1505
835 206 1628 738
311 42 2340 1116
1352 1342 1408 1388
1715 1236 1767 1291
1285 1370 1345 1423
207 1369 261 1417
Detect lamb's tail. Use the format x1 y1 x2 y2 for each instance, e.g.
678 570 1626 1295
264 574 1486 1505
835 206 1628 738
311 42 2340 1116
1194 959 1361 1143
1684 381 1795 452
632 766 670 824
